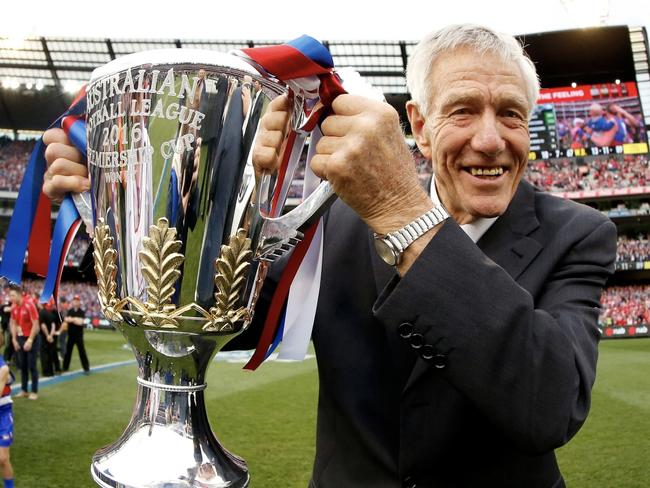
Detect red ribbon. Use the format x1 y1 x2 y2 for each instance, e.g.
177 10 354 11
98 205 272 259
26 192 52 276
241 39 344 370
244 223 318 370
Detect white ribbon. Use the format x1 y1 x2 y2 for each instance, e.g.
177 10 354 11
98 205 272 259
278 127 325 360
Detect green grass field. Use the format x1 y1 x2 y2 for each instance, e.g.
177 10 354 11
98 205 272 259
9 332 649 487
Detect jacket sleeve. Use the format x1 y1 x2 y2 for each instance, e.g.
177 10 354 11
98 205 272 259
373 217 617 454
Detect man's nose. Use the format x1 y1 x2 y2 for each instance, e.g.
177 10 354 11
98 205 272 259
471 112 506 156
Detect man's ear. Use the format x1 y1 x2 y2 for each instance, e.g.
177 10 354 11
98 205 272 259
406 101 432 160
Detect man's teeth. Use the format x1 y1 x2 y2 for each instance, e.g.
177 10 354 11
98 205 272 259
469 167 504 177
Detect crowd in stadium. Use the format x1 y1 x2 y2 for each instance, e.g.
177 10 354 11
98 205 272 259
0 140 648 329
0 237 90 266
0 278 646 328
2 139 650 195
410 148 650 193
0 279 100 319
603 201 650 217
616 234 650 262
599 285 650 327
0 138 34 192
524 155 650 192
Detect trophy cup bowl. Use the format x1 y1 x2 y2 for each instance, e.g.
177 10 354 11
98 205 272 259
85 49 314 487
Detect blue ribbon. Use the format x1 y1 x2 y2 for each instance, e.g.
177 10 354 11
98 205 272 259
287 35 334 69
40 196 81 301
0 95 86 292
265 302 287 360
0 139 47 283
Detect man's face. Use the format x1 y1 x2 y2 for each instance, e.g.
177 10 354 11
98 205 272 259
408 48 531 224
73 298 80 308
8 290 20 305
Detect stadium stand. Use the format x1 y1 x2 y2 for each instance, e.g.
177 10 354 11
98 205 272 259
0 138 34 191
616 234 650 263
524 154 650 192
603 201 650 218
600 285 650 327
0 278 100 321
0 236 90 266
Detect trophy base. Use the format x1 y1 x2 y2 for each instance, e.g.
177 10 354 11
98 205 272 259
91 421 249 488
90 369 249 488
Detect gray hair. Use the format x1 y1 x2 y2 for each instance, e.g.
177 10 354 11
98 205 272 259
406 24 540 117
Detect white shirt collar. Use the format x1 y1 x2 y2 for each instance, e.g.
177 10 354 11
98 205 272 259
429 175 498 244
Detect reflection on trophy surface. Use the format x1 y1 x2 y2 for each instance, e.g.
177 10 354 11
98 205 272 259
86 49 312 488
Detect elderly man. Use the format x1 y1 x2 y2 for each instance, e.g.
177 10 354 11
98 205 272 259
42 25 615 488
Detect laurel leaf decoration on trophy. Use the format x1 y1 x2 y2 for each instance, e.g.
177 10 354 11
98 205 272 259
139 217 184 328
206 229 252 332
92 218 122 322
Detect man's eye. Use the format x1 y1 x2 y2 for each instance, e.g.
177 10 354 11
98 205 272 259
504 110 524 119
451 108 471 116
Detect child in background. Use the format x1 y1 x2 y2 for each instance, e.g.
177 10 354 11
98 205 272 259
0 356 14 488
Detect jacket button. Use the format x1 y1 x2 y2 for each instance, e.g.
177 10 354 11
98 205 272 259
403 476 417 488
432 353 447 369
397 322 414 339
421 344 435 360
410 333 424 349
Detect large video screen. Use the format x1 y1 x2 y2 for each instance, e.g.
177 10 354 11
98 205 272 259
528 81 648 160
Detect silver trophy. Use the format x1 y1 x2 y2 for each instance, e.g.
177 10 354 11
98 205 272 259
83 49 335 487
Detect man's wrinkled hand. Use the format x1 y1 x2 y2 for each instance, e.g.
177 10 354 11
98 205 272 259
42 128 89 202
252 94 291 177
310 94 431 234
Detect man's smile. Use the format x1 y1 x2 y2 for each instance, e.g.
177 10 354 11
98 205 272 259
463 166 506 178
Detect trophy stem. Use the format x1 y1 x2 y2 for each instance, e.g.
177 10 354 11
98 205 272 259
91 329 249 488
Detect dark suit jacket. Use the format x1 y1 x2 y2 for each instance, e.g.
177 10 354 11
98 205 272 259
294 180 616 488
229 179 616 487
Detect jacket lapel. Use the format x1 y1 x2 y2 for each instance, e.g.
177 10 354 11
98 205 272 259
476 181 542 281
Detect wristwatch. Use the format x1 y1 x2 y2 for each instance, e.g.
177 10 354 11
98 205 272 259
373 204 449 266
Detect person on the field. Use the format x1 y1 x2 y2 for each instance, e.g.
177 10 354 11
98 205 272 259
62 295 90 374
0 355 14 488
57 296 68 360
0 296 13 365
8 286 39 400
39 299 61 377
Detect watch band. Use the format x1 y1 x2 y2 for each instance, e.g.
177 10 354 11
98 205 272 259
374 203 449 266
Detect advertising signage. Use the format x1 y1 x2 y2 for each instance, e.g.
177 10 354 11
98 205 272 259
528 81 648 160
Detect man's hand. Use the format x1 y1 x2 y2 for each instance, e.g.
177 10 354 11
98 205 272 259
42 128 89 202
12 339 20 352
252 94 291 177
23 339 33 352
310 95 431 234
252 94 432 235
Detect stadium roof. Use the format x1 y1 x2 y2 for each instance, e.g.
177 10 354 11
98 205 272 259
0 26 648 132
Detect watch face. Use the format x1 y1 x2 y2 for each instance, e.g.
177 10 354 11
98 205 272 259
374 239 398 266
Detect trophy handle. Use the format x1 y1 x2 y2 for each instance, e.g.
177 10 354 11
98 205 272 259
254 84 338 260
72 190 94 234
255 168 336 261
